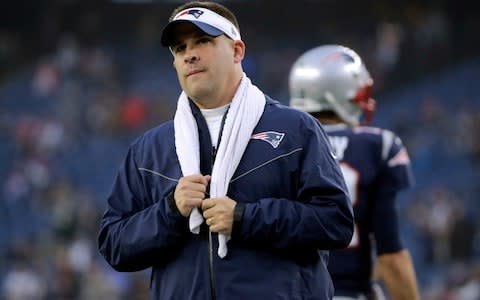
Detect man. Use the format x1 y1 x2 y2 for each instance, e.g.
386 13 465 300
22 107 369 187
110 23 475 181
97 2 353 299
289 44 420 300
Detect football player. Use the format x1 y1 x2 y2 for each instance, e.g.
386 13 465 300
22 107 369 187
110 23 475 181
289 44 420 300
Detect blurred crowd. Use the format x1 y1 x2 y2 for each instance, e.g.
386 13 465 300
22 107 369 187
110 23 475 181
1 1 479 299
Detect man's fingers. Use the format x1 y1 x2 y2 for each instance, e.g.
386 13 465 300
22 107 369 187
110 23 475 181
180 190 206 200
174 175 211 217
201 198 215 211
184 174 209 183
182 174 210 187
202 175 211 185
178 181 207 195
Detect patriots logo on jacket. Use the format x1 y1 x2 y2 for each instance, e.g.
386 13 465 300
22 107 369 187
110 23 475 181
251 131 285 148
177 9 204 19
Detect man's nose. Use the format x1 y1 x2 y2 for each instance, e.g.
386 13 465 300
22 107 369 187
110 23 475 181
184 47 199 63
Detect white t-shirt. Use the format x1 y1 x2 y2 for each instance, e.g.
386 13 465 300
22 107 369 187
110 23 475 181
200 103 230 147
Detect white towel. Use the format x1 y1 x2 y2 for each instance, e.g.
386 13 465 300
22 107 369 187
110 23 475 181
174 73 265 258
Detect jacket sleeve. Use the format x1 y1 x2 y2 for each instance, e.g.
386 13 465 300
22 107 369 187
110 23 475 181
236 119 354 250
97 145 188 272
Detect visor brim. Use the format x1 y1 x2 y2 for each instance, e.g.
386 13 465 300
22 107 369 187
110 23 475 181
160 20 224 47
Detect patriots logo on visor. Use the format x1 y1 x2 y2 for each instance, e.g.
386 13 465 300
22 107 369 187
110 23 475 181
177 9 204 19
251 131 285 148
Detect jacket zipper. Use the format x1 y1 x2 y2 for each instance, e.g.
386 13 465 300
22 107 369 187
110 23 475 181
208 226 216 300
208 146 217 300
208 108 228 300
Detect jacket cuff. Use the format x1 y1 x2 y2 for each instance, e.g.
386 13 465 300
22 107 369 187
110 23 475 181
232 202 245 237
167 190 182 216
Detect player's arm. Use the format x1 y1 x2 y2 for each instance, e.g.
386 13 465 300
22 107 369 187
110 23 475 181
375 249 420 300
372 187 420 300
373 131 419 299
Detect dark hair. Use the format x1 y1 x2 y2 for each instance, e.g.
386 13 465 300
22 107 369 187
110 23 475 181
310 111 343 124
170 1 240 33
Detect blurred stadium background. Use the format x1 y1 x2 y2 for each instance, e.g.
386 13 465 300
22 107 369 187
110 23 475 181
0 0 479 299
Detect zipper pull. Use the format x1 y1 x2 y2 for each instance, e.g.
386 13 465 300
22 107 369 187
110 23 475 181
212 146 217 163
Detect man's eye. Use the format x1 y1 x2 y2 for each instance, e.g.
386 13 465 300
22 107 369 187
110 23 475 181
198 37 211 44
172 45 185 53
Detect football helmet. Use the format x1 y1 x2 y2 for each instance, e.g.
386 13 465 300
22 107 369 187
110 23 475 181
289 44 375 126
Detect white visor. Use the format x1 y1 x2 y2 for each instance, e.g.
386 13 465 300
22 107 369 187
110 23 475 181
161 7 241 47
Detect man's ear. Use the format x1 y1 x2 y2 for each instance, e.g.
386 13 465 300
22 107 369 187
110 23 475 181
233 40 245 63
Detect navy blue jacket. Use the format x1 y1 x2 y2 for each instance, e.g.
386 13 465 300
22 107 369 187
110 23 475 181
98 97 353 300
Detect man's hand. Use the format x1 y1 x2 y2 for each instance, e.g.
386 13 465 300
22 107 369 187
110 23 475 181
202 197 237 235
174 174 210 217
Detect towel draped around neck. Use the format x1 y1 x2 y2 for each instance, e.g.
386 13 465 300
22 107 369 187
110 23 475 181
174 73 266 258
